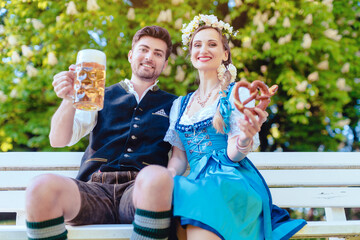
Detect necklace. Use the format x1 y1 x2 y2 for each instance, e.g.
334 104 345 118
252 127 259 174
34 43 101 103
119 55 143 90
196 83 220 107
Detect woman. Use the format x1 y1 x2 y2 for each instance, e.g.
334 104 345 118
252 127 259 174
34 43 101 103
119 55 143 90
165 15 306 240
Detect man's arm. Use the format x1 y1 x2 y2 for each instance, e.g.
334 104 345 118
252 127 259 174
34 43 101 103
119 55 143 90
49 66 76 147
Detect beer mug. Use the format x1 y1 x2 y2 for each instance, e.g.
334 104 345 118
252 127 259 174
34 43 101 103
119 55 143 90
73 49 106 111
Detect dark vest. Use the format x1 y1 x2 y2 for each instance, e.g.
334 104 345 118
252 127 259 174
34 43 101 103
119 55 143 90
76 82 177 181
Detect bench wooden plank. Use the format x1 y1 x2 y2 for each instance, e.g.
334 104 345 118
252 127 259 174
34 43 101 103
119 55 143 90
1 221 360 239
0 171 78 190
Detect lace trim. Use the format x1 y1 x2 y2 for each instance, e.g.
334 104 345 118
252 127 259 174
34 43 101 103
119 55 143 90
164 128 185 151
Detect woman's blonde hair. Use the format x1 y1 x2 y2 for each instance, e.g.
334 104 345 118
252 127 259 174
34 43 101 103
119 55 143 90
189 25 233 134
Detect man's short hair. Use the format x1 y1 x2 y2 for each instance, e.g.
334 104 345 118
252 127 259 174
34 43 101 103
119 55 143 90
132 26 172 60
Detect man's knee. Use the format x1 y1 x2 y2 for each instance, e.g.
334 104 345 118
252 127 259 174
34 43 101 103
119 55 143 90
135 165 173 192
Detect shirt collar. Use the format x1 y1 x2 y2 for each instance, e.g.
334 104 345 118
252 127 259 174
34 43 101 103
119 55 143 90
122 79 159 93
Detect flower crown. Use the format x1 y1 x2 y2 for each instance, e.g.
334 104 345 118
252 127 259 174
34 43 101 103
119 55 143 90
181 14 237 46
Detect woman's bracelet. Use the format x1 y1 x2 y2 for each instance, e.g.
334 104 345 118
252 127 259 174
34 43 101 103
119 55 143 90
236 138 253 155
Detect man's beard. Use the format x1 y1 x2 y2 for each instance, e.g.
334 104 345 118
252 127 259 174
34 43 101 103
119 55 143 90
133 63 163 82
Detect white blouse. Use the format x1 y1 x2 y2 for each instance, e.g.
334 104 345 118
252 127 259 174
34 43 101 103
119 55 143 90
164 87 260 151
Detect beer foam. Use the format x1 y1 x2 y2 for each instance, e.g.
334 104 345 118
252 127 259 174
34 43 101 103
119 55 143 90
76 49 106 66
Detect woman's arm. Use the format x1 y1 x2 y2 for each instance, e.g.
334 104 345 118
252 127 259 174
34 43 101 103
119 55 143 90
167 146 188 177
227 107 268 162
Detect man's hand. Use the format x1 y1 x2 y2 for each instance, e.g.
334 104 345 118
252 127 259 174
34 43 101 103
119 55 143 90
52 65 76 101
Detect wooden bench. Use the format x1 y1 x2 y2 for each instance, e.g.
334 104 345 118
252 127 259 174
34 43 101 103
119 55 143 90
1 152 360 240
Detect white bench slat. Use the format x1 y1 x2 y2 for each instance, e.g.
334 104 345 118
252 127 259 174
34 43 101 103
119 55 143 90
0 171 78 190
261 169 360 187
1 152 359 170
1 221 360 239
3 187 360 214
270 187 360 208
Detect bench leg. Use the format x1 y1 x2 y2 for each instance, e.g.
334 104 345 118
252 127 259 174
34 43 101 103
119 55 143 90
325 207 346 240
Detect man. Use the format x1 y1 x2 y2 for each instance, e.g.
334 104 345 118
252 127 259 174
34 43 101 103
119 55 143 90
25 26 177 240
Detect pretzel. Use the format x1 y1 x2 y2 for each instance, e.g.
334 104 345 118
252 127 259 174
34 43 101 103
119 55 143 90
233 80 278 114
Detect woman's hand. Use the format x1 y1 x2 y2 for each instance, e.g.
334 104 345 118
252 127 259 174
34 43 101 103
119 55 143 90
237 107 268 146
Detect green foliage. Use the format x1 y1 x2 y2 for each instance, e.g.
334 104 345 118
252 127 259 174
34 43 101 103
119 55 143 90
0 0 359 152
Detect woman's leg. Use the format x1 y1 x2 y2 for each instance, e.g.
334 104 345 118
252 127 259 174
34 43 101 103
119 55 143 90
186 225 221 240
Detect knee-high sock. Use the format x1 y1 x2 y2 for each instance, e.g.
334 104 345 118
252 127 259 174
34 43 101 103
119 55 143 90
26 216 68 240
131 208 171 240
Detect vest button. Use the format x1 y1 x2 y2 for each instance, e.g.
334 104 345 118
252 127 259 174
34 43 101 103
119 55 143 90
127 148 133 152
131 135 137 140
133 124 139 128
124 154 130 158
134 117 140 120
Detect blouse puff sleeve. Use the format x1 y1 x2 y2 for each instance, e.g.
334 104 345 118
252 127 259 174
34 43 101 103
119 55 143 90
164 97 185 151
228 87 260 151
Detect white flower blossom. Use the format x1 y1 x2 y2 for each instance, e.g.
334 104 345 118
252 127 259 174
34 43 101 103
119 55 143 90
341 62 350 73
253 11 263 26
26 65 38 77
296 102 305 110
274 11 280 18
242 37 252 48
308 71 319 82
278 34 292 45
176 46 184 56
175 66 185 82
0 25 4 35
256 22 265 33
267 16 277 26
261 12 269 23
157 9 172 23
87 0 100 11
337 119 351 128
321 21 329 28
31 19 44 30
352 32 357 38
10 89 17 98
262 41 271 51
322 0 333 12
317 60 329 70
22 45 33 58
324 29 342 41
127 8 135 20
355 51 360 57
8 35 17 46
260 65 267 74
336 78 351 91
175 18 183 30
283 17 291 28
66 1 78 15
0 91 7 102
48 52 58 66
235 0 243 7
13 78 20 84
304 14 313 25
301 33 312 49
296 81 308 92
171 0 184 5
11 51 21 63
162 65 172 76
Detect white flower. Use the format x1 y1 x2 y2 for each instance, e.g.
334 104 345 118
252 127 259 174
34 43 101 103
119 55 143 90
48 52 58 66
304 14 313 25
256 22 265 33
87 0 100 11
278 34 292 45
21 45 33 58
308 71 319 82
0 91 7 102
66 1 78 15
13 78 20 84
341 62 350 73
11 51 21 63
260 65 267 74
296 102 305 110
165 9 172 23
162 65 172 76
175 66 185 82
26 65 38 77
171 0 184 5
322 0 333 12
296 81 308 92
127 8 135 20
8 35 17 46
324 29 342 41
31 19 44 30
0 25 4 35
336 78 351 91
352 32 357 38
356 51 360 58
235 0 243 7
317 60 329 70
267 16 277 26
262 41 271 51
242 37 252 48
301 33 312 49
175 18 183 30
274 11 280 18
253 11 263 26
10 89 17 98
176 46 184 56
261 12 269 23
283 17 291 28
157 10 172 23
337 119 351 128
